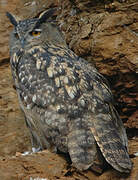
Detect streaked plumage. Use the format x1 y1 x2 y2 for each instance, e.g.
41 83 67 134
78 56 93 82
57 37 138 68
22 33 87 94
7 9 132 173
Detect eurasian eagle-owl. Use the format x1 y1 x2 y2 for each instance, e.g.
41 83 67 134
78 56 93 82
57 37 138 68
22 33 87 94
6 9 132 173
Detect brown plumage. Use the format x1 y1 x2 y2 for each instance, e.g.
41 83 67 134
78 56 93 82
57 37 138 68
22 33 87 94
7 9 132 173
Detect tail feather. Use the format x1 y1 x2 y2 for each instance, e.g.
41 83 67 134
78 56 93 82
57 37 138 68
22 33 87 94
91 111 132 173
68 119 97 170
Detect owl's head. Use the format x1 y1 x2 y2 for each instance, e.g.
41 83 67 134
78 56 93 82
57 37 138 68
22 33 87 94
7 8 67 54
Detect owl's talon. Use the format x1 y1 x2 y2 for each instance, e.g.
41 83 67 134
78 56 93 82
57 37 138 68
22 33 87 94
22 151 31 156
32 147 42 153
21 147 41 156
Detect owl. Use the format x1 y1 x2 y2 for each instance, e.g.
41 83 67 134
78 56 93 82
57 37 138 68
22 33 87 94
7 9 132 173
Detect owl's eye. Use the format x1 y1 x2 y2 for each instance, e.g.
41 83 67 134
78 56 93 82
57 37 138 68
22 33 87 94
30 30 41 37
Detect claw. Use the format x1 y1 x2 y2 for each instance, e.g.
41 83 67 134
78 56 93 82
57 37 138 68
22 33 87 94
32 146 42 153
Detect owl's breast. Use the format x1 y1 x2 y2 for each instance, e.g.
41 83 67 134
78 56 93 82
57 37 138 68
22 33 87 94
11 45 112 124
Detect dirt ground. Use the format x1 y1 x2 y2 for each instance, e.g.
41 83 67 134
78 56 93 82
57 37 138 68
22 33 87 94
0 0 137 179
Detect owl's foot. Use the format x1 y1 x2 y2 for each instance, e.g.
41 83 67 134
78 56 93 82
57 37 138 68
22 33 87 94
21 146 42 156
32 146 42 153
22 151 31 156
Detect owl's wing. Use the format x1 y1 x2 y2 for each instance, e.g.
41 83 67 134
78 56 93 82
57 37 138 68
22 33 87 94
13 45 132 172
87 68 132 173
109 104 128 149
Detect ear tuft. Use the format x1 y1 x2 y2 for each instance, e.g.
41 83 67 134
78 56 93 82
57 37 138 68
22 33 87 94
6 12 18 26
34 8 57 29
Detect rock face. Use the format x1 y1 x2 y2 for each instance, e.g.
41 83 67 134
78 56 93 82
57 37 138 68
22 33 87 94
0 0 137 179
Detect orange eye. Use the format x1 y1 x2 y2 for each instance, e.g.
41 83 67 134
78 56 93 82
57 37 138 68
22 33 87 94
31 31 41 36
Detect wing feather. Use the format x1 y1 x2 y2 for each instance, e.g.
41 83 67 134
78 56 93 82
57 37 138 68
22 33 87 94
88 70 132 172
